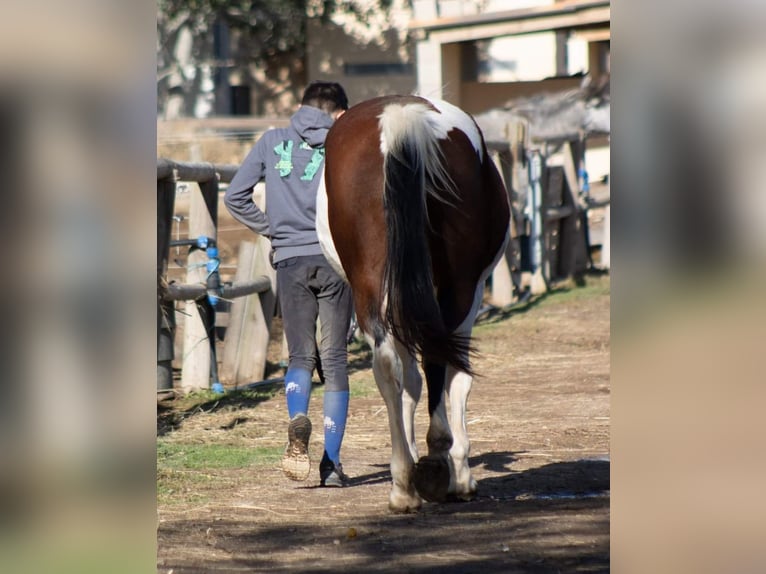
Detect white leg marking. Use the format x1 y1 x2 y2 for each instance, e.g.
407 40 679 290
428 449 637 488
446 367 477 498
440 238 508 497
395 339 421 462
372 333 421 512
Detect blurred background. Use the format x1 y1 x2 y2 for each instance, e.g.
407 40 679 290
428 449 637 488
612 2 766 572
0 1 156 572
0 0 764 571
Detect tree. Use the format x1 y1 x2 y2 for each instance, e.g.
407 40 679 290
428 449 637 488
157 0 396 117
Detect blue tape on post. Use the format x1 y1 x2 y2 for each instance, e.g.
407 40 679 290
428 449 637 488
205 245 221 306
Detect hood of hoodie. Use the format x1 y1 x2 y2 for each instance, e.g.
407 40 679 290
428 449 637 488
290 105 335 148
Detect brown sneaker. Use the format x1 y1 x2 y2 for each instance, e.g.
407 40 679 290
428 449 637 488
281 414 312 481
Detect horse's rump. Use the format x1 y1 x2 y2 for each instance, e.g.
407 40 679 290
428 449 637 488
319 94 510 511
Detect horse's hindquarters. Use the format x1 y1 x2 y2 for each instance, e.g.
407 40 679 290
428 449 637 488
322 95 510 511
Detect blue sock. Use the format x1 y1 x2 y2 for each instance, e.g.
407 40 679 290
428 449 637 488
284 368 312 419
322 390 349 465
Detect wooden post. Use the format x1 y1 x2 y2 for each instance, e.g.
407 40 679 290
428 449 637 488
157 171 176 390
528 150 546 295
560 141 589 282
601 204 610 269
509 120 529 295
157 160 250 392
220 239 277 385
181 172 218 392
489 148 515 307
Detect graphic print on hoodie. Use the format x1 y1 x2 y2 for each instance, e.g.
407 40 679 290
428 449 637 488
224 105 335 264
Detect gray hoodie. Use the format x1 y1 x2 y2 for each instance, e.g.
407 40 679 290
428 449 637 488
224 105 334 264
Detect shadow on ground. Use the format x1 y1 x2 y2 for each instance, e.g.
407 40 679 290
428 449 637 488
475 455 610 502
159 454 610 573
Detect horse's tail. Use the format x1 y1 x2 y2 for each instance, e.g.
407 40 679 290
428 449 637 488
378 102 473 374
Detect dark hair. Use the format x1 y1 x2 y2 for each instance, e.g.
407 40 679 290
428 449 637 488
300 81 349 114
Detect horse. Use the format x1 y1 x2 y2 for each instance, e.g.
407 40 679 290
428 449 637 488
316 95 510 512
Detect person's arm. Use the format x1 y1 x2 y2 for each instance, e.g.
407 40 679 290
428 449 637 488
224 143 272 238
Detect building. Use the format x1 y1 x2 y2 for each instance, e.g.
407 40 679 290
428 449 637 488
307 0 609 115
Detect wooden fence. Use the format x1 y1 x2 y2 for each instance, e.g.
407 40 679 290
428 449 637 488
487 117 592 306
157 159 276 392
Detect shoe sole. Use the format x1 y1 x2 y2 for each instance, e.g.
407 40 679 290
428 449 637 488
282 415 312 481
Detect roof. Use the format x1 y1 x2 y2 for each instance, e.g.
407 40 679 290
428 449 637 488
411 0 610 42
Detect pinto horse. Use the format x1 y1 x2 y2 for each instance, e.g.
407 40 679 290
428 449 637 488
316 95 510 512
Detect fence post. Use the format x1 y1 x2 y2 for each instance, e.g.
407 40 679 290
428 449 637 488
559 141 589 283
601 204 610 269
181 170 219 392
489 147 515 307
157 169 176 391
528 150 547 294
220 238 277 385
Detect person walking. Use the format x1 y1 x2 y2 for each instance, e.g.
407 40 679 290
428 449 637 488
224 82 353 487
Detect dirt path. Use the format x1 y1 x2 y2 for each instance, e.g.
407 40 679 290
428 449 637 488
157 275 610 573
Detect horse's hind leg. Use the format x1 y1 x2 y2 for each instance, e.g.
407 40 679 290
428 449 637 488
445 365 478 500
442 279 488 501
412 361 453 502
370 333 422 513
395 339 421 462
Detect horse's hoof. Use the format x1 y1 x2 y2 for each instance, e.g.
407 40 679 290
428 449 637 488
446 488 477 503
388 489 422 513
413 455 450 502
448 476 478 502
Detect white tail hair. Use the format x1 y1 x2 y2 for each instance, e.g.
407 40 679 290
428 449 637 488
378 102 458 206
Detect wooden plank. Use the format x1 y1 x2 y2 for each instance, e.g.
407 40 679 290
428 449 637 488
544 205 575 221
163 277 271 301
572 27 611 42
181 180 218 392
220 241 255 385
157 176 177 390
156 159 239 184
426 6 611 44
601 204 610 268
412 0 610 32
489 149 515 306
199 177 220 224
557 143 589 281
509 120 528 294
561 143 583 210
157 159 174 181
220 239 277 385
158 116 289 136
527 151 546 292
489 121 528 303
490 250 514 306
157 177 176 276
566 141 590 277
252 238 278 378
